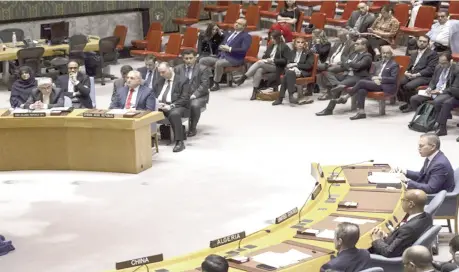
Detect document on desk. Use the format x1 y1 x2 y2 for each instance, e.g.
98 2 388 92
333 217 377 225
107 109 131 115
50 107 71 111
252 249 311 268
31 109 52 114
316 229 335 239
368 172 402 184
11 108 30 114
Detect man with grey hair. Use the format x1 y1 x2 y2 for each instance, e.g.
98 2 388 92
392 133 454 194
320 222 371 272
402 245 435 272
109 70 156 111
24 77 64 109
346 2 375 35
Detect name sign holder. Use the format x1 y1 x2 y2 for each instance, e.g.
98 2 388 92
115 254 163 270
275 207 298 224
209 231 246 248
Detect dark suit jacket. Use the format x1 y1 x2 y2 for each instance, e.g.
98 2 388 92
407 48 439 77
109 85 156 111
24 87 64 109
407 151 455 194
198 32 224 57
347 11 375 33
138 66 160 88
372 59 400 95
311 42 331 63
111 78 125 103
320 248 371 272
174 64 211 103
428 64 456 91
370 212 433 258
446 65 459 99
262 43 291 68
154 76 191 109
327 39 355 64
287 49 315 77
342 52 373 78
218 31 252 65
55 72 93 108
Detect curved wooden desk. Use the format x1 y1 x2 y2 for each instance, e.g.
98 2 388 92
0 109 164 174
112 163 406 271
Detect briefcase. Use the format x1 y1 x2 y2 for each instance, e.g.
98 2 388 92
257 91 280 101
159 125 171 140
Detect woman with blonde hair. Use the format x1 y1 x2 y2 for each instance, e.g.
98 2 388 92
310 29 331 64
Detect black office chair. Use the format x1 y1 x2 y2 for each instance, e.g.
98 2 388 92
47 34 88 74
0 28 24 43
95 36 119 85
16 47 45 76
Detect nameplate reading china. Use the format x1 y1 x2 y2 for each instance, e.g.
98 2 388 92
13 112 46 117
115 254 163 270
209 231 246 248
311 183 323 200
275 207 298 224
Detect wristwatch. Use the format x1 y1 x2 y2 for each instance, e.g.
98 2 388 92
170 104 175 109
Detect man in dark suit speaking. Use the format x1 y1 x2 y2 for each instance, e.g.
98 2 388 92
320 222 371 272
369 189 432 258
155 62 191 153
109 70 156 111
392 133 455 194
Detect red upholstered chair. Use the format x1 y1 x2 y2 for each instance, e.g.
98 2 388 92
244 5 260 31
294 54 319 94
399 6 436 37
450 1 459 19
292 12 326 39
216 4 242 30
393 55 410 72
113 25 127 50
452 54 459 62
204 1 230 14
297 0 323 8
304 1 335 21
260 0 284 19
131 22 162 50
244 35 262 64
368 0 390 13
173 1 202 28
242 1 271 14
130 30 162 57
151 33 183 62
180 27 199 51
393 3 411 27
327 1 360 27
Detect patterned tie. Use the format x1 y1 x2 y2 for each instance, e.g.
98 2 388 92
125 88 134 109
423 158 429 172
227 32 237 44
186 66 192 80
146 70 153 87
161 80 171 103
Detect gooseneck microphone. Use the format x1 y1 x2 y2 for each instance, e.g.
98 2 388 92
328 160 375 181
298 181 320 223
238 229 271 249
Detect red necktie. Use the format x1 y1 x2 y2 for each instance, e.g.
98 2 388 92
125 88 134 109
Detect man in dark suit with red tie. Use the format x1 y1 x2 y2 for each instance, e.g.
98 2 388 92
369 189 432 258
155 62 191 153
199 18 252 91
392 133 455 194
109 70 156 111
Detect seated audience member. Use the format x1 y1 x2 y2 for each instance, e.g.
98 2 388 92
112 65 133 103
369 189 432 258
199 18 252 92
319 46 399 120
198 23 225 58
24 77 64 109
409 0 441 27
138 54 159 90
0 234 15 256
347 2 375 37
316 29 355 101
426 11 452 53
320 222 371 272
174 49 211 137
270 0 299 43
316 38 373 116
402 245 436 272
392 133 455 194
10 66 37 108
272 37 315 106
435 65 459 138
399 35 439 113
109 70 156 111
410 53 454 112
201 254 229 272
155 62 191 153
310 29 331 64
234 30 290 100
364 5 400 57
433 235 459 272
55 60 93 109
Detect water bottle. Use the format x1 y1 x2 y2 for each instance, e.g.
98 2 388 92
12 32 17 47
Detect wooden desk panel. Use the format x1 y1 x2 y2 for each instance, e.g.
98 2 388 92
343 165 392 186
337 188 402 213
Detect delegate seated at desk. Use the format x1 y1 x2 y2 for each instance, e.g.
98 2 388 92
369 189 432 258
24 77 64 110
55 61 93 108
10 66 37 108
109 70 156 111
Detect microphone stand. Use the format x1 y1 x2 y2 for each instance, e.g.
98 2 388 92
298 182 319 223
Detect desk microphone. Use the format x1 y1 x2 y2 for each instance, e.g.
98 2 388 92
298 181 320 223
238 229 271 249
328 160 375 182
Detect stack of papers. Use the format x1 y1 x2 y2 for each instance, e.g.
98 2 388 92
316 229 335 239
252 249 311 268
11 108 29 114
333 217 377 225
50 107 71 111
368 172 402 184
107 109 131 115
417 89 432 98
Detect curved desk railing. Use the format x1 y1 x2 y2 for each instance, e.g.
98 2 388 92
112 163 406 272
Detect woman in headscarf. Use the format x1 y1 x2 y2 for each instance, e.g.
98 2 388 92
10 66 37 108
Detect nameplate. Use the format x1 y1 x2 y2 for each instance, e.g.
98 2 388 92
311 183 323 200
275 207 298 224
209 231 246 248
13 112 46 117
115 254 163 270
317 163 324 178
83 112 114 118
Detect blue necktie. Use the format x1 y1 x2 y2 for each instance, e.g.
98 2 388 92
146 71 153 87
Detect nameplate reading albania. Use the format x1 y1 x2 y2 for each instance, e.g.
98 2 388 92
275 207 298 224
115 254 163 270
209 231 246 248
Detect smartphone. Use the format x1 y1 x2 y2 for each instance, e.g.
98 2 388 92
256 264 277 271
228 256 249 264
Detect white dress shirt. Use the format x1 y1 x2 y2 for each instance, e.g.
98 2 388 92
145 70 154 89
426 150 439 168
427 21 451 47
270 45 277 59
330 43 345 64
125 85 139 109
406 212 423 223
68 79 75 93
378 61 388 77
159 74 175 104
413 48 427 68
294 51 302 63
